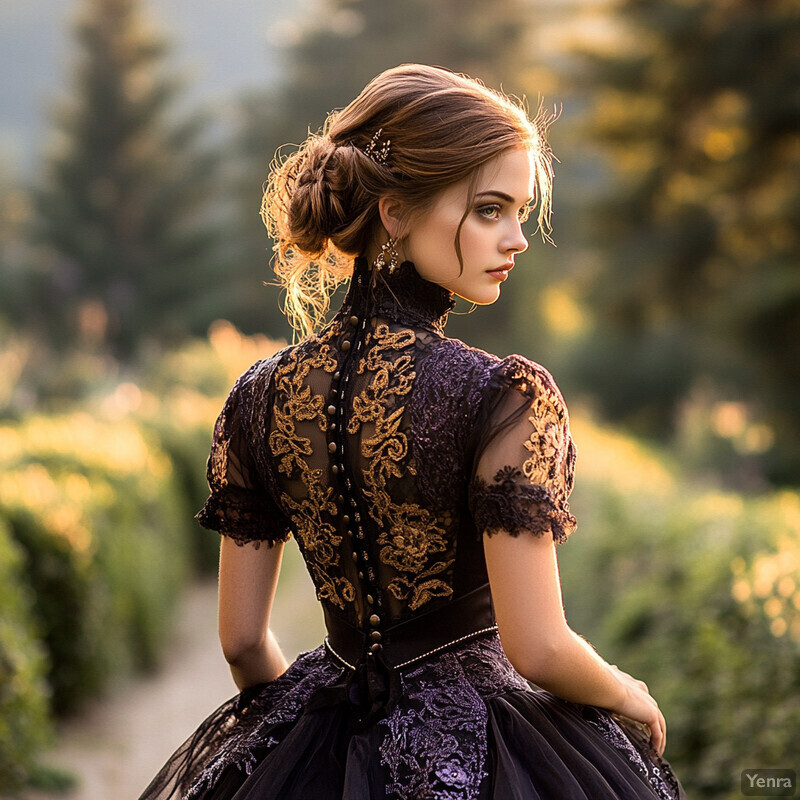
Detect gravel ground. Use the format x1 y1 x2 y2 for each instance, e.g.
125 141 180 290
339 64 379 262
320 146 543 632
21 546 325 800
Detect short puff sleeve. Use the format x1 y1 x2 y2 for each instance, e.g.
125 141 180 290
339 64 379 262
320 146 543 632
468 355 577 544
195 360 292 547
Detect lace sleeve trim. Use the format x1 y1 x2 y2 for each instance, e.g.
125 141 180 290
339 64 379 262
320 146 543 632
469 470 577 545
195 488 292 548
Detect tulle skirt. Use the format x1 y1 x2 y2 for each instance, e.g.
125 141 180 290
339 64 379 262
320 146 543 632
139 633 685 800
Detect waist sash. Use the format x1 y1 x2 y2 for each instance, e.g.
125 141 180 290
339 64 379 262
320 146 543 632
324 582 496 670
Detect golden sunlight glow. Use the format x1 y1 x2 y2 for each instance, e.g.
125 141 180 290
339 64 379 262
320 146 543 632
730 496 800 641
541 286 588 338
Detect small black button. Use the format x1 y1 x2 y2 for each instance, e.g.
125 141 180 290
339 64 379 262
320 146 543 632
351 552 359 563
341 339 351 352
349 315 359 327
327 404 336 415
370 642 382 654
333 371 341 380
358 571 364 579
331 465 339 475
342 515 350 524
370 631 382 643
369 614 380 627
366 594 374 605
328 442 337 454
338 494 344 504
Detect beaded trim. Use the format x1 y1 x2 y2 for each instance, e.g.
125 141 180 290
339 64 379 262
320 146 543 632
324 624 499 671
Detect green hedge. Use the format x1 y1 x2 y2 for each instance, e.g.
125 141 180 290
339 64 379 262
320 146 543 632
0 414 190 716
0 519 52 792
560 416 800 799
0 324 284 790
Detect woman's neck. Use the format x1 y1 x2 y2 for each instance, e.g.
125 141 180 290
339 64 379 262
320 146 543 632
339 257 455 334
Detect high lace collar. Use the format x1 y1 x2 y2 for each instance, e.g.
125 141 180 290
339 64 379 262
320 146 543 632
340 257 455 334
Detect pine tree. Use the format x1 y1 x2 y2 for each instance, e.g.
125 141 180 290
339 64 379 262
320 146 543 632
34 0 228 357
570 0 800 481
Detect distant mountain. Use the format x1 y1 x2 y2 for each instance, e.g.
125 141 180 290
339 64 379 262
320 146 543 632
0 0 304 177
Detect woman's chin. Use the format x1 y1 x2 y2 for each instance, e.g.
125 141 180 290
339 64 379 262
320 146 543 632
453 288 502 305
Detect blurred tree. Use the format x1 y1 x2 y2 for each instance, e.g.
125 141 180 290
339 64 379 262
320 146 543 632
568 0 800 482
234 0 543 351
32 0 230 358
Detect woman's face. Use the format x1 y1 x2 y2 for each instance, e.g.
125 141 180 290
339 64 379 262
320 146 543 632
401 147 534 304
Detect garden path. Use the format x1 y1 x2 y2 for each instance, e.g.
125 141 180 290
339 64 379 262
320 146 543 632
21 546 324 800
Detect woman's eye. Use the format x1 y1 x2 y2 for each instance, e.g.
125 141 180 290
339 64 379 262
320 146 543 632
477 204 501 220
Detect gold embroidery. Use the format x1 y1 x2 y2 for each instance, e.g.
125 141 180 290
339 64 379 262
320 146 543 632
348 324 453 610
522 377 568 492
269 327 355 609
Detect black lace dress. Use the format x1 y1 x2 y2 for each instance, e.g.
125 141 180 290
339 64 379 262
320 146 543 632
139 258 685 800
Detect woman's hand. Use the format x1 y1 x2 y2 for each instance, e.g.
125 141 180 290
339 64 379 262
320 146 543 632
608 664 667 756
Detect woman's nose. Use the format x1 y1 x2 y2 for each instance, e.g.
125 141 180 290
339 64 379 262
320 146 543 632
505 221 529 254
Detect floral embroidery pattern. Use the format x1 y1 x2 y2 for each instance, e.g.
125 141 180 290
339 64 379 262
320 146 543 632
348 323 453 610
379 634 527 800
522 391 568 485
269 327 356 609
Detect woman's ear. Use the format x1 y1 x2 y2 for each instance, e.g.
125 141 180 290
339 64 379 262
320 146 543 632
378 196 406 240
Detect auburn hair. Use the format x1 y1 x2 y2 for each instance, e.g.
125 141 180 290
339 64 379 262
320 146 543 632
261 63 555 337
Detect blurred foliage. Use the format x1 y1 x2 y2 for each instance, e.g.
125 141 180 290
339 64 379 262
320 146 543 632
560 0 800 484
0 520 52 793
560 414 800 798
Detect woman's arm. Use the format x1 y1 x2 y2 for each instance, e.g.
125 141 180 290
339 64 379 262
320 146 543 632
484 531 667 755
217 536 289 690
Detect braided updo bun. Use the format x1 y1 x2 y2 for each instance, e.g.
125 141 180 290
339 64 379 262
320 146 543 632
262 64 555 338
270 137 386 259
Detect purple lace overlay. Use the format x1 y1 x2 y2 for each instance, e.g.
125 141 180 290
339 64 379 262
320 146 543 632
580 705 683 800
185 647 344 798
379 634 528 800
410 339 495 512
469 471 576 544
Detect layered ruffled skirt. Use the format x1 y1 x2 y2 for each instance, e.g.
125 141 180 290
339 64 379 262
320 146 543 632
139 634 684 800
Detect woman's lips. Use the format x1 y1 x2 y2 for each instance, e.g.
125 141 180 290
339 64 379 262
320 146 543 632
487 266 512 281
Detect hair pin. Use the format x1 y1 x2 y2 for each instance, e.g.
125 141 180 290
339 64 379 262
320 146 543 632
363 128 391 164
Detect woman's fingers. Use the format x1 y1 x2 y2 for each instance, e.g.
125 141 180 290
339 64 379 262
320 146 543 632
647 706 667 756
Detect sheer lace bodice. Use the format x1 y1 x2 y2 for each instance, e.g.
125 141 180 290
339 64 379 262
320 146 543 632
197 257 577 633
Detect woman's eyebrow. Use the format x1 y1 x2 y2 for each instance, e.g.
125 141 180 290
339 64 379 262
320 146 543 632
475 190 533 204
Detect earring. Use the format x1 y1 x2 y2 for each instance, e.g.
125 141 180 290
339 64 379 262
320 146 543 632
373 237 399 274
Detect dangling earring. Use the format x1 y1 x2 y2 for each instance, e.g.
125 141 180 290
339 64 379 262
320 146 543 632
373 236 399 274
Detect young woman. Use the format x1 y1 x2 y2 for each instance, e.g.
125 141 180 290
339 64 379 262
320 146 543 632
140 64 685 800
